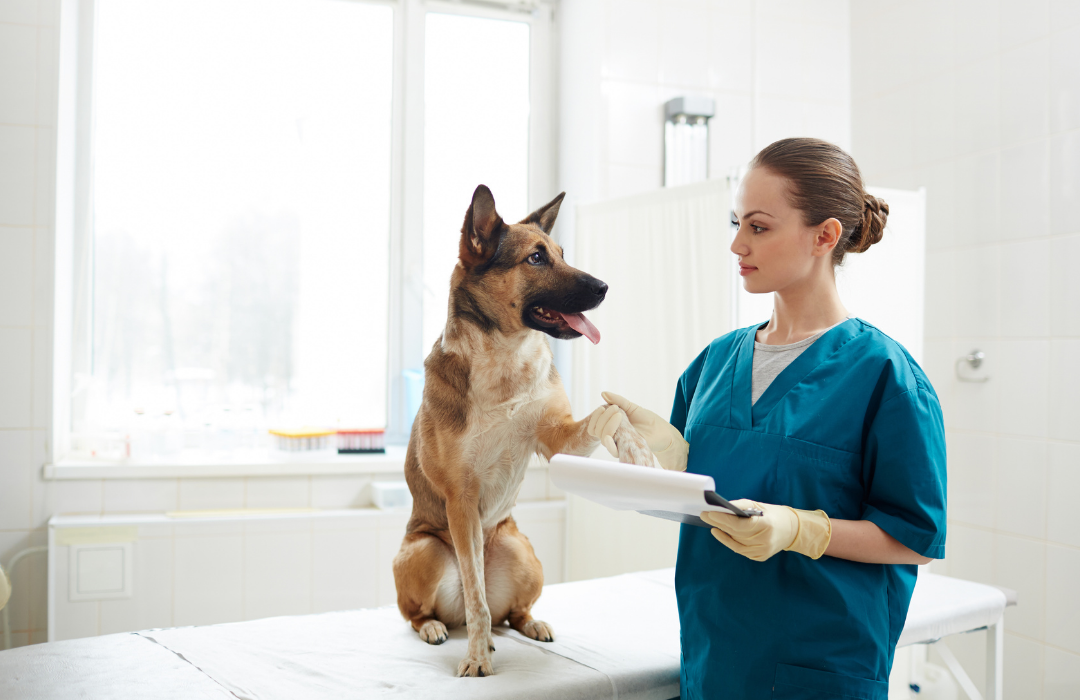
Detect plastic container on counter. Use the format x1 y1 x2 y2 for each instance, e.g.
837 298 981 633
336 429 386 454
269 428 337 454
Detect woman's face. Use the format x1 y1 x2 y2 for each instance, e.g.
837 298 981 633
730 167 830 295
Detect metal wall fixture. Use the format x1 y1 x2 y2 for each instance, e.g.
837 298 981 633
664 96 714 187
955 350 990 383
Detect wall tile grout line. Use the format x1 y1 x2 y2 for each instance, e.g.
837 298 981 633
945 520 1080 552
1003 628 1080 659
853 22 1080 104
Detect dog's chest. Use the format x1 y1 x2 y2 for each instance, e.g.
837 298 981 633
462 355 553 527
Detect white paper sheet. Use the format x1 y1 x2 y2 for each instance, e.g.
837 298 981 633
548 454 749 527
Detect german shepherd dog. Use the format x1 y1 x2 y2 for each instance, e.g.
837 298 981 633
392 185 653 677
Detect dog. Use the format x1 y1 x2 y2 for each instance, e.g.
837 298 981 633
392 184 654 677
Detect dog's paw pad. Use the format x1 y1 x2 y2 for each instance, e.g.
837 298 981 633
522 620 555 643
419 619 448 645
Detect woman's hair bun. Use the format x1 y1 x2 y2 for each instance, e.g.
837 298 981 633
748 138 888 265
852 193 889 253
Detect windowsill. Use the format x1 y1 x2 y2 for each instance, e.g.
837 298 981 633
44 446 410 480
45 447 555 480
47 499 566 528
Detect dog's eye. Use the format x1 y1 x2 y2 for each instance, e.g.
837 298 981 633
527 252 543 265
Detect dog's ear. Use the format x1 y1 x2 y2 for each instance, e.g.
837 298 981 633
518 192 565 234
459 184 505 268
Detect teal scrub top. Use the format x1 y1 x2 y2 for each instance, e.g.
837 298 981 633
672 318 947 700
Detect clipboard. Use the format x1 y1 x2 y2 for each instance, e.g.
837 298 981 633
548 454 762 528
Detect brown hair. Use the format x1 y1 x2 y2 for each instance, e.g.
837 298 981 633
749 137 888 265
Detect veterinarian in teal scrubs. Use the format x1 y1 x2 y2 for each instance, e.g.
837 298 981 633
591 138 946 700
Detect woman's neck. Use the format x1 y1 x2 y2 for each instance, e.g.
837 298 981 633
756 270 849 345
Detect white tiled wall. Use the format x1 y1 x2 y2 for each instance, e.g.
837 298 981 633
0 0 60 649
557 0 851 256
851 2 1080 697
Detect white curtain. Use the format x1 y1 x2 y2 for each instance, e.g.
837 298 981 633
564 179 733 581
570 179 733 422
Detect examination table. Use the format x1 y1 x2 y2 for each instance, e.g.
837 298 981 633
0 568 1013 700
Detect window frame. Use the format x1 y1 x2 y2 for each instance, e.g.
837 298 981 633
389 0 555 445
51 0 556 472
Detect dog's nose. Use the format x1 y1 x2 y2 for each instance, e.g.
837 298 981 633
590 279 608 298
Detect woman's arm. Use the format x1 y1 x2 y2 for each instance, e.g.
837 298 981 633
824 519 932 565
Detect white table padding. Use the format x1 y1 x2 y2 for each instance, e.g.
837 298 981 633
0 568 1010 700
137 608 612 700
0 632 233 699
897 572 1007 647
511 568 681 699
135 569 679 700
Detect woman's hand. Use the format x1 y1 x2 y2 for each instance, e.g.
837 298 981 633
592 392 689 471
701 500 831 562
702 501 932 565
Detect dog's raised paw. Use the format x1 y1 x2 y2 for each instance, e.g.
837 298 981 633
614 424 658 468
419 619 448 645
522 619 555 643
457 653 494 677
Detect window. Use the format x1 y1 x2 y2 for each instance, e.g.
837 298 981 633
422 12 530 350
58 0 554 465
76 0 392 459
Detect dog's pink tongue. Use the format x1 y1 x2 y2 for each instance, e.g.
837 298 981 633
559 312 601 344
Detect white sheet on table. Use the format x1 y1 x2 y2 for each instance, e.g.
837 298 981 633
137 569 681 700
516 569 681 699
139 608 609 700
0 632 232 700
0 567 1016 700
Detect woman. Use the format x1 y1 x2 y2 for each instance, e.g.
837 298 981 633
589 138 946 700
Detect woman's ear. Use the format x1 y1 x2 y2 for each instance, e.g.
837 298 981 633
812 218 843 257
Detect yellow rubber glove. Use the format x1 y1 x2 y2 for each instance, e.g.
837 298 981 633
593 392 689 471
700 499 832 562
586 403 626 458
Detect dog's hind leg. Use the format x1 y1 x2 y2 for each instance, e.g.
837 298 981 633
485 518 554 643
392 532 464 645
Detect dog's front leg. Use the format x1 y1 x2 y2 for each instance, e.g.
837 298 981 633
537 395 655 466
445 496 494 677
535 395 598 459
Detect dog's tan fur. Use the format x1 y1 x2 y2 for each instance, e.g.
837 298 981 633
392 186 652 677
